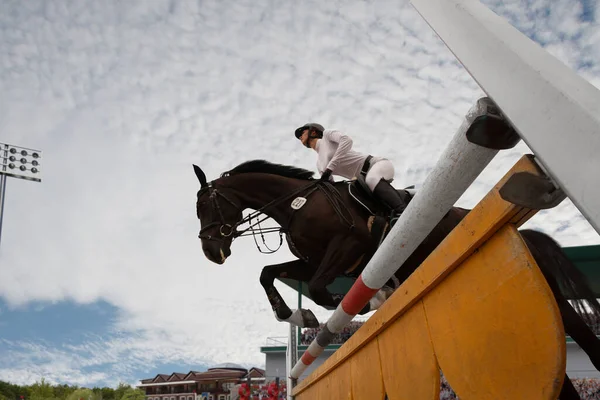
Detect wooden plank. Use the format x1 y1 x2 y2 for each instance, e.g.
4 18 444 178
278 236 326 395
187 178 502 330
350 340 385 400
424 225 565 399
325 361 352 400
378 301 439 400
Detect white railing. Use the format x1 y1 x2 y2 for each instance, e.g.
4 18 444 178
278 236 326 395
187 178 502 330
265 336 288 346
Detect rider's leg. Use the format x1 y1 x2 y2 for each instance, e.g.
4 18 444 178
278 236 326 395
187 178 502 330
366 160 409 216
259 259 320 328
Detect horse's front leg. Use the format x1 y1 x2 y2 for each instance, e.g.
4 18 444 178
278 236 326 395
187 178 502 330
259 259 320 328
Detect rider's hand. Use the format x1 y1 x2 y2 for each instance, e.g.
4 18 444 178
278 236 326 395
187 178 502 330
319 169 333 182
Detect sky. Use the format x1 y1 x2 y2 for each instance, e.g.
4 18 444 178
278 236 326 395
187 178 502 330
1 0 599 389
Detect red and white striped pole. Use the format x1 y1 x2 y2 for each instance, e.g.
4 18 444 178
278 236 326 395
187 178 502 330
290 97 515 380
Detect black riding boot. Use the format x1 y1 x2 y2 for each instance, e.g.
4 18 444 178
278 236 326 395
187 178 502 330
372 179 409 223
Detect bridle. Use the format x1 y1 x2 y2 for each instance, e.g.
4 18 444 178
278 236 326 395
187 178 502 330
197 181 316 255
197 185 241 242
197 179 355 255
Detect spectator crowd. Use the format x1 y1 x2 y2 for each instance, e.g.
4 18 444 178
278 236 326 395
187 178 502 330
300 321 365 344
440 377 600 399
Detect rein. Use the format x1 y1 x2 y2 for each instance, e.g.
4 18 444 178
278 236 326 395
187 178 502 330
198 179 355 255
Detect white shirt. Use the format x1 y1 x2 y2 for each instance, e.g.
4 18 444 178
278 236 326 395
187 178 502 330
315 129 380 180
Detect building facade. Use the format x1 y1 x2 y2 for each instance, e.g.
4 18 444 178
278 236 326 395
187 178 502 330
137 364 265 400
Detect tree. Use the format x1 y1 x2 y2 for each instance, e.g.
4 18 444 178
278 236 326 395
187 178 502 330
0 380 21 400
113 384 130 400
97 387 115 400
118 389 145 400
29 378 55 400
54 385 78 400
65 389 100 400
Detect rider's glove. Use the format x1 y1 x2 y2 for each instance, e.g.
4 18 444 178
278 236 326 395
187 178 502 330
319 169 333 182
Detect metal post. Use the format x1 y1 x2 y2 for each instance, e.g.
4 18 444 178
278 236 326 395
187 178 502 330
0 143 43 249
0 175 6 247
285 282 302 400
297 282 302 347
287 316 298 400
285 282 303 399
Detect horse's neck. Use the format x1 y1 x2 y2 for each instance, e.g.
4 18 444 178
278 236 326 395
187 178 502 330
222 174 305 221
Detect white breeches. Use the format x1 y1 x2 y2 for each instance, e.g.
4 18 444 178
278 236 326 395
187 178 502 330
365 159 395 191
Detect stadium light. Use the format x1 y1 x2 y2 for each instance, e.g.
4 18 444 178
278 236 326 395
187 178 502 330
0 142 43 246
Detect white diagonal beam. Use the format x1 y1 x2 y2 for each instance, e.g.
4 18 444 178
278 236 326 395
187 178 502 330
412 0 600 234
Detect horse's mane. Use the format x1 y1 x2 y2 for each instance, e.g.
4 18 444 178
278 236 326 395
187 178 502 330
222 160 315 180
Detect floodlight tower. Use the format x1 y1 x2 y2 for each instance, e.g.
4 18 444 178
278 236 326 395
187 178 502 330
0 142 42 246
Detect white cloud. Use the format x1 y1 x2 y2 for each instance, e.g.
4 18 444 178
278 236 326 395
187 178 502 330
0 0 598 387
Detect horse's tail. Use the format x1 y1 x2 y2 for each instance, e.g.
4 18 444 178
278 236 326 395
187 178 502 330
521 229 600 325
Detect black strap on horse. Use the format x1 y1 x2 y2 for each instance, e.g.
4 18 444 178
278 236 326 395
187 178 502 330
315 182 355 230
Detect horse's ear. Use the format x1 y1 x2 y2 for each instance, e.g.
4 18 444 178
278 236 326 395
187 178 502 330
193 164 208 188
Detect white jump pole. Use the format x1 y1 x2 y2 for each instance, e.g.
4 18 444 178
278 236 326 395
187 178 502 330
411 0 600 234
290 97 510 380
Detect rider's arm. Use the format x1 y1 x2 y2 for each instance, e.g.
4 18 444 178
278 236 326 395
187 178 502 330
324 129 353 173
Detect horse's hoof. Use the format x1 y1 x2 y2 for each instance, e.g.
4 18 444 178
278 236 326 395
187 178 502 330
300 309 320 328
381 285 395 300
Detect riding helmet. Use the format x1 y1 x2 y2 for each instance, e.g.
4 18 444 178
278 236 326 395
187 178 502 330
294 123 325 139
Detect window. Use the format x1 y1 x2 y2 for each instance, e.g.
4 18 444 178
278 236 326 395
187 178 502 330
218 395 226 400
188 397 192 400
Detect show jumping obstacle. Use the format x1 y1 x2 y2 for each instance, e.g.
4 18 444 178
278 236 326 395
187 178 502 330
287 0 600 398
292 152 566 399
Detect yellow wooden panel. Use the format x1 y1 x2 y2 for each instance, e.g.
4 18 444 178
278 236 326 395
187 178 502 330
294 380 321 400
350 339 385 400
326 360 353 400
424 225 565 399
378 301 440 400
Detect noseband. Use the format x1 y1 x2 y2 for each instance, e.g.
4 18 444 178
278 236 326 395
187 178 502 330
197 185 240 242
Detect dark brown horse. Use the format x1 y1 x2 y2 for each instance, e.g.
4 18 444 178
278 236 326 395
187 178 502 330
194 159 600 399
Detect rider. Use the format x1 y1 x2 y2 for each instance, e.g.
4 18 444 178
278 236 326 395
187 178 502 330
294 122 409 218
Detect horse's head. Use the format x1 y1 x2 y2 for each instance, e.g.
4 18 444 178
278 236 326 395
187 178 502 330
193 165 243 264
